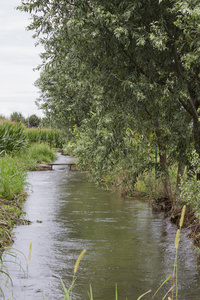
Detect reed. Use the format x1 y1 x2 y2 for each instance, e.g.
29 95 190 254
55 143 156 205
171 205 186 300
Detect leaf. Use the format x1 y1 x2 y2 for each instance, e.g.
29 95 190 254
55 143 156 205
151 276 172 299
137 289 151 300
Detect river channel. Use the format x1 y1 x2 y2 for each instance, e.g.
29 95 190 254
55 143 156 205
2 154 200 300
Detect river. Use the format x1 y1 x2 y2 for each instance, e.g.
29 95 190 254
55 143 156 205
2 154 200 300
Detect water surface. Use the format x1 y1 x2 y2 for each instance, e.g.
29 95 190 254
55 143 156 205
2 155 200 300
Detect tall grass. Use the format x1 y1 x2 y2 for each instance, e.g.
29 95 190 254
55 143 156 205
0 156 27 200
26 143 57 165
0 121 27 154
0 144 57 201
26 128 64 148
14 143 58 171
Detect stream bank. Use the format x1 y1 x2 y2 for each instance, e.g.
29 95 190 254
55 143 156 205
1 154 200 300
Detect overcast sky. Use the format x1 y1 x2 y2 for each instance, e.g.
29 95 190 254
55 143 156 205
0 0 44 118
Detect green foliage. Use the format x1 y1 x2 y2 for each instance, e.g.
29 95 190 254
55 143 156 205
17 0 200 201
0 121 28 155
10 112 25 124
179 152 200 218
28 114 41 128
0 156 27 200
26 128 64 148
27 143 57 165
0 121 27 154
15 143 57 171
0 144 56 201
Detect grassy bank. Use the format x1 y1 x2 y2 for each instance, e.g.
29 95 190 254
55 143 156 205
0 143 57 255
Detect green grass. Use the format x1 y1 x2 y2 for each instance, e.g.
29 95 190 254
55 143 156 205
0 156 27 201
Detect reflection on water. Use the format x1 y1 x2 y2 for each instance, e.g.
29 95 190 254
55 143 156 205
2 155 200 300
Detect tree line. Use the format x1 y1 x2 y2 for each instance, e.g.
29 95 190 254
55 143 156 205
18 0 200 206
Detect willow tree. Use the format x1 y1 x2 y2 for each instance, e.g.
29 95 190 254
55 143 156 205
18 0 199 197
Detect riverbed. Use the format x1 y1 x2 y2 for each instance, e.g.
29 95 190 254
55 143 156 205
2 154 200 300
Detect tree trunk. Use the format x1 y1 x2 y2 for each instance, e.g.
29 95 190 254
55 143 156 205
159 146 172 198
155 120 171 199
193 119 200 155
176 161 185 187
193 119 200 180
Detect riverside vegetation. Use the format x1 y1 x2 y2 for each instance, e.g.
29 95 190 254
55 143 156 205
0 119 62 254
1 0 200 297
16 0 200 246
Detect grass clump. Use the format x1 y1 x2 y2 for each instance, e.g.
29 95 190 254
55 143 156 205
26 143 57 166
15 143 58 171
0 156 27 201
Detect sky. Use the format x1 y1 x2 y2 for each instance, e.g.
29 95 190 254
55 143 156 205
0 0 44 118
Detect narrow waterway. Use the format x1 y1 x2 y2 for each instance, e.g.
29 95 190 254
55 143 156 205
2 154 200 300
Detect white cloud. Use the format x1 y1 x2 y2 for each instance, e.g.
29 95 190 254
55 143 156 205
0 0 44 118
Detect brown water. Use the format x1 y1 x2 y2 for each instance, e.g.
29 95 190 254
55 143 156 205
2 155 200 300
